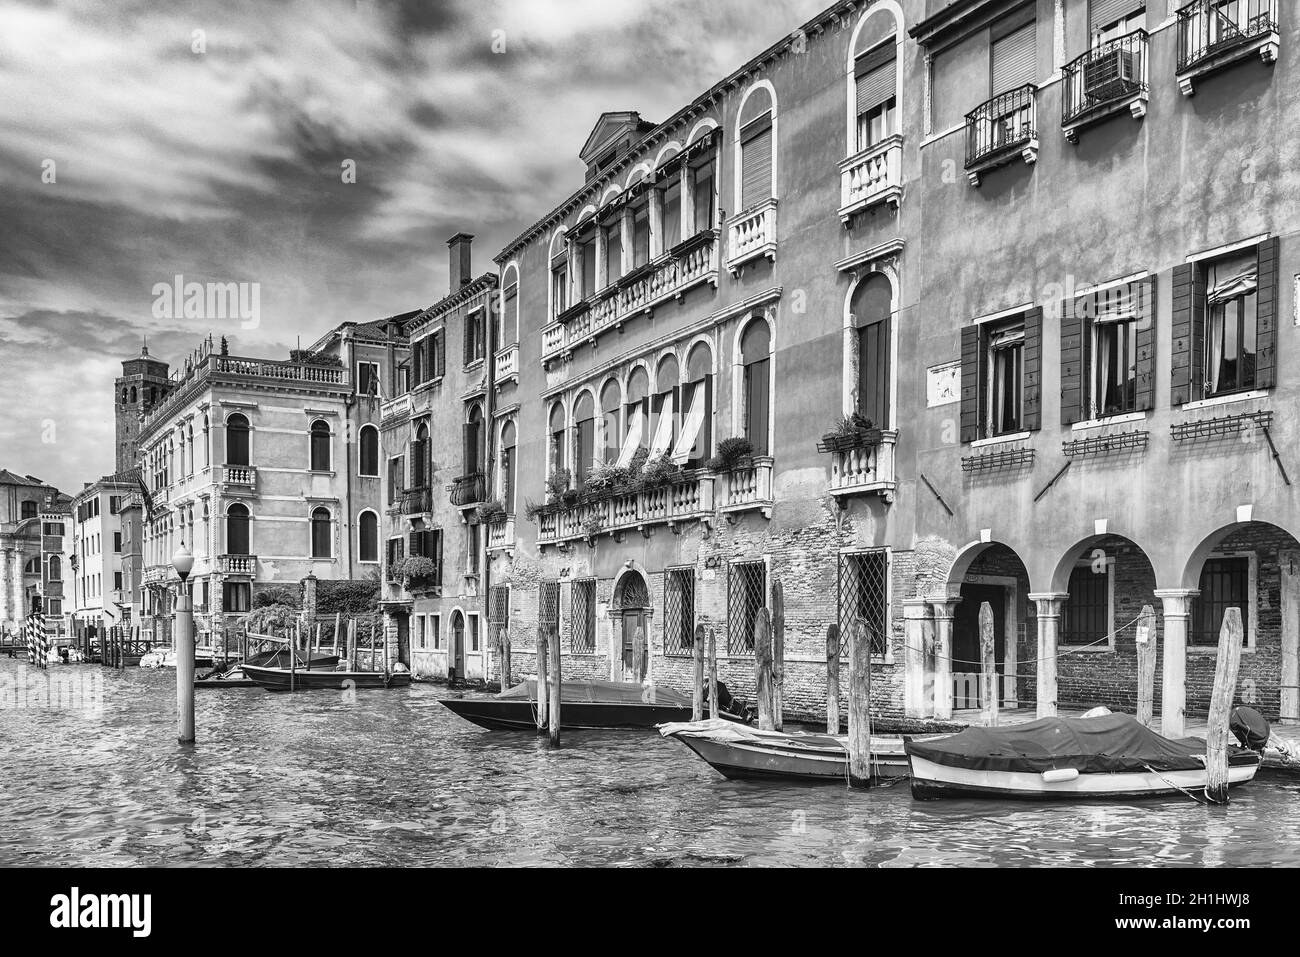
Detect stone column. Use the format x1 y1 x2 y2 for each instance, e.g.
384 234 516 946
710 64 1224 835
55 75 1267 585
1030 593 1068 718
1281 551 1299 725
929 597 959 720
902 599 932 719
13 549 26 621
1155 588 1198 738
0 548 11 627
681 164 695 242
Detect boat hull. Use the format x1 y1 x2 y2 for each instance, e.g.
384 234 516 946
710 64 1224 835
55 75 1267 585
907 753 1260 800
242 665 412 691
440 697 694 731
673 732 908 782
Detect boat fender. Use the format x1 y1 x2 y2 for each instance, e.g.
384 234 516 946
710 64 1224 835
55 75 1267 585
1041 768 1079 784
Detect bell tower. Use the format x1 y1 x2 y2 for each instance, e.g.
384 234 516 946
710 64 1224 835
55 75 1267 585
115 343 171 472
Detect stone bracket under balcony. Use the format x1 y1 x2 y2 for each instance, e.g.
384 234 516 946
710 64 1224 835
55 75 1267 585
1177 29 1279 97
838 136 903 226
966 138 1038 187
1063 95 1146 143
964 85 1038 188
725 199 778 276
826 430 898 504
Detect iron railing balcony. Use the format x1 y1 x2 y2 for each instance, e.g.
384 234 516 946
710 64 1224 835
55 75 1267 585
449 472 486 508
1176 0 1280 95
401 486 431 514
1062 31 1149 141
964 84 1038 187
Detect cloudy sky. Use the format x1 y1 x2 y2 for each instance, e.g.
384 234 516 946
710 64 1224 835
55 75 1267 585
0 0 826 492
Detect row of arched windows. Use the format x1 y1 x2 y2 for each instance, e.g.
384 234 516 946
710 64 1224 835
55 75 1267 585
221 412 380 477
222 503 379 562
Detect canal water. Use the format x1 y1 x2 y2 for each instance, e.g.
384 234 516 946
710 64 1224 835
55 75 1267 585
3 657 1299 867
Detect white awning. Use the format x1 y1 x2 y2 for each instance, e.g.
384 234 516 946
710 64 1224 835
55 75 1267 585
648 403 674 458
670 382 706 464
615 409 644 467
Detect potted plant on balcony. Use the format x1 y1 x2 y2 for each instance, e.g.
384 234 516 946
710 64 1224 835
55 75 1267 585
637 453 683 490
545 468 571 504
580 515 604 545
817 413 881 454
476 499 508 525
392 556 440 593
707 437 754 473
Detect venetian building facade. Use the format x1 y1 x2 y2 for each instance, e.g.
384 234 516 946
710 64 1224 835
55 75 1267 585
475 0 1298 731
132 320 409 646
0 470 66 634
66 472 139 637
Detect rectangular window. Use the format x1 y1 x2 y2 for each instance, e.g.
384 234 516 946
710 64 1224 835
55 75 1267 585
660 179 682 250
1063 563 1110 646
114 571 123 590
223 581 251 613
991 17 1037 95
571 578 596 653
986 321 1025 436
1192 557 1250 647
855 42 897 152
113 532 122 553
430 614 441 650
109 496 122 514
838 550 890 658
739 119 773 211
603 220 623 286
357 361 380 397
464 309 486 365
1092 313 1139 416
469 613 480 653
46 599 62 616
552 261 568 318
467 523 480 576
415 615 425 650
540 580 560 634
1091 2 1145 43
691 157 716 235
631 202 650 268
664 567 696 656
388 457 404 503
43 522 65 536
579 236 597 300
727 560 766 655
1203 250 1259 397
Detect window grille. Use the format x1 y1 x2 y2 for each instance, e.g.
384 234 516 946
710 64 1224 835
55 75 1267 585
572 579 596 652
837 550 890 658
664 568 696 656
727 560 766 655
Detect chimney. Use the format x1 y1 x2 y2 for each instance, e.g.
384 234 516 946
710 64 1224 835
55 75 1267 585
448 233 474 292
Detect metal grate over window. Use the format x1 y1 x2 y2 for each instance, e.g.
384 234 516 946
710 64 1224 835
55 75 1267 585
663 567 696 656
838 550 890 658
1063 564 1108 646
727 560 766 655
572 578 596 653
1192 556 1249 647
539 580 560 635
488 585 510 626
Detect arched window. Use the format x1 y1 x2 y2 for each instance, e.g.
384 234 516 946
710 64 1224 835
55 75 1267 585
741 320 772 457
850 13 898 153
501 264 520 347
359 425 379 477
548 402 566 477
573 392 596 487
679 342 714 467
309 420 331 472
500 421 517 512
48 555 61 581
358 511 378 563
737 85 775 212
121 388 127 404
412 423 429 488
25 557 39 574
600 379 622 464
464 405 484 476
186 423 194 475
311 507 331 559
226 413 250 467
227 503 250 556
851 274 892 429
624 367 649 457
651 354 679 456
129 386 137 403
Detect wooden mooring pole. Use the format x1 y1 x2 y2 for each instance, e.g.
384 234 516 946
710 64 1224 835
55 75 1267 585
691 624 705 721
707 627 718 719
772 578 785 732
632 624 645 684
547 624 561 748
1206 607 1245 805
754 608 774 731
535 625 549 734
1136 604 1158 728
500 622 512 689
847 618 872 788
826 624 840 734
980 602 998 727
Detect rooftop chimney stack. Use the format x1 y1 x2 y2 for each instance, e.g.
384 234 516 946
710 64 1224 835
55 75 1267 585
448 233 474 293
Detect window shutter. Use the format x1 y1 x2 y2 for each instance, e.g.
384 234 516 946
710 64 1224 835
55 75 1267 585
991 21 1036 94
463 322 472 367
740 119 773 211
1134 277 1158 411
434 530 443 585
1090 0 1137 33
855 46 896 117
1060 299 1085 425
1022 306 1043 431
960 325 981 443
463 421 478 475
1170 263 1206 405
1255 237 1280 389
434 331 445 379
409 530 422 558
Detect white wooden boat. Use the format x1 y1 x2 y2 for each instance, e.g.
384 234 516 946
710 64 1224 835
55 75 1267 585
905 714 1260 800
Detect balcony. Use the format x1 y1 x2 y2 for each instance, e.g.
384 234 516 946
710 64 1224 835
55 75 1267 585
486 515 516 551
540 232 719 362
222 464 257 489
449 472 486 508
401 486 432 515
536 473 714 545
218 554 256 576
838 135 903 225
1062 31 1149 142
725 199 778 275
143 565 169 585
716 457 774 518
381 394 412 422
494 342 520 386
964 84 1038 187
826 430 898 503
1176 0 1279 96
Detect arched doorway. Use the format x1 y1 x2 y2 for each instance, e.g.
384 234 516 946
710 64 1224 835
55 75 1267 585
947 542 1031 712
449 610 466 681
612 571 651 682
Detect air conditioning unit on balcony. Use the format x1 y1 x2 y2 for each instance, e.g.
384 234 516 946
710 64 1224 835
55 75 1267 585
1084 47 1137 101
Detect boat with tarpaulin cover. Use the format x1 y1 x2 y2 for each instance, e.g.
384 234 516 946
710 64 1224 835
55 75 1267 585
441 679 718 731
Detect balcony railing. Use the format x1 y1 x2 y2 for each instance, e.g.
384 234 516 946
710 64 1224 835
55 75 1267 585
487 515 516 551
828 431 898 502
839 135 903 224
1062 31 1149 139
725 199 778 275
1177 0 1279 94
536 473 714 545
222 464 257 487
540 232 719 362
716 457 774 517
494 342 520 384
218 554 256 575
381 394 412 422
401 486 431 514
449 472 486 508
964 84 1038 186
143 565 169 585
213 355 345 385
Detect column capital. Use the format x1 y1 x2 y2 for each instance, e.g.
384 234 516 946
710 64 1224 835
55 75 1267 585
1029 592 1069 617
902 598 933 619
1154 588 1199 617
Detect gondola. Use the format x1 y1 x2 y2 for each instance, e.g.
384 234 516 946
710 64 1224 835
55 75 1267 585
441 678 716 731
240 647 409 691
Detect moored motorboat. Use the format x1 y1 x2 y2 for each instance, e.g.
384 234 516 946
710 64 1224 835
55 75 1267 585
194 664 258 688
659 718 911 782
905 713 1260 800
441 678 709 731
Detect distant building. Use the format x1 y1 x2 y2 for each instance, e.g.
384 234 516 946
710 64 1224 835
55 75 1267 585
0 469 66 634
115 345 172 474
66 472 141 638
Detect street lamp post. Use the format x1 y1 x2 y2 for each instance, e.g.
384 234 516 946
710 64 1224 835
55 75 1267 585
172 543 195 744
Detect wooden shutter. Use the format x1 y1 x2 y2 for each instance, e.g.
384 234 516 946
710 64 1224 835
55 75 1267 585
1133 277 1157 411
408 530 422 558
434 530 443 585
1255 237 1280 389
1022 306 1043 432
1090 0 1137 33
1060 299 1086 425
463 421 479 475
412 342 423 384
434 331 446 379
1170 263 1205 405
991 21 1036 94
740 118 773 211
855 45 896 117
960 325 981 443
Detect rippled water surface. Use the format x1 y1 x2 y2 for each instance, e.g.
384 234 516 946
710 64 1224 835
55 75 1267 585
3 658 1299 867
